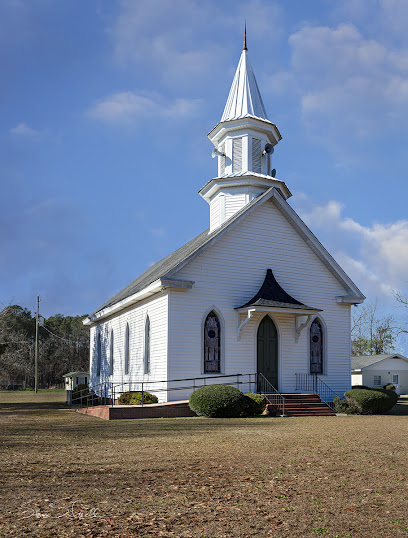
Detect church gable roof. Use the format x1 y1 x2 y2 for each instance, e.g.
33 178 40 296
90 189 274 316
87 187 364 322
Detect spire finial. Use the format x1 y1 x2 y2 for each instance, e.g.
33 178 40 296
243 22 247 51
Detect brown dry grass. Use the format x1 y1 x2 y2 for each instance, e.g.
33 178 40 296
1 391 408 537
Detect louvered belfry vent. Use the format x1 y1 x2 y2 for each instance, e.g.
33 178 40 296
252 138 262 173
232 138 242 173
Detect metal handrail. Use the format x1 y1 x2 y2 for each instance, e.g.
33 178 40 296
72 373 257 408
257 373 285 416
295 373 339 410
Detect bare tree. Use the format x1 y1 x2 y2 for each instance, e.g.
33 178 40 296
352 300 396 356
395 292 408 335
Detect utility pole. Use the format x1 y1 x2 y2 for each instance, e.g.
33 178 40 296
34 296 40 393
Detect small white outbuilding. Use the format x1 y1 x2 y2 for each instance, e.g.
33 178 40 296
83 35 365 403
63 371 89 391
351 354 408 395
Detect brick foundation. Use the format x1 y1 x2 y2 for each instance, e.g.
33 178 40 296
76 401 196 420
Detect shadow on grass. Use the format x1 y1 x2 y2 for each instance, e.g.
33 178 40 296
0 402 71 410
388 395 408 415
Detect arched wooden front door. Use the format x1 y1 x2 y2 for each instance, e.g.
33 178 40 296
257 316 278 389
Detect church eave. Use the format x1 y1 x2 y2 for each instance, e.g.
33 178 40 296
235 305 322 315
83 278 194 325
198 174 292 201
208 116 281 146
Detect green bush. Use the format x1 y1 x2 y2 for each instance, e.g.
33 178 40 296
384 384 396 391
117 391 158 405
130 391 158 405
333 396 348 413
333 396 359 414
352 385 370 390
344 388 398 414
189 384 246 417
244 393 267 415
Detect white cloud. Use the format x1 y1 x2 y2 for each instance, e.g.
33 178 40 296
109 0 283 85
266 22 408 138
109 0 219 83
294 196 408 301
9 123 42 137
87 90 201 125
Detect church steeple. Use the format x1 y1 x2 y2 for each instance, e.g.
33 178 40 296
221 32 267 122
200 31 291 233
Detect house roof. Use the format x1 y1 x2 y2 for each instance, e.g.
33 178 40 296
351 354 408 370
237 268 319 311
63 371 89 378
85 187 364 324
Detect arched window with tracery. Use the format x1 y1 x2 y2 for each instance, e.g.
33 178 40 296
124 323 130 375
110 330 114 376
310 318 324 374
96 333 101 377
144 316 150 374
204 311 221 374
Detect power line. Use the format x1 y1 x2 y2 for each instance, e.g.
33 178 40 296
42 324 82 346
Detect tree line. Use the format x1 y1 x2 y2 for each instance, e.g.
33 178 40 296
0 305 89 388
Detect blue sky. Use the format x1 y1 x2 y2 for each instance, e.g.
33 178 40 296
1 0 408 346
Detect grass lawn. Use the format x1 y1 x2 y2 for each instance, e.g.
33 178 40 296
1 391 408 537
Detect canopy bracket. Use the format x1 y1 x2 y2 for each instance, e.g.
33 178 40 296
295 314 314 342
237 309 256 340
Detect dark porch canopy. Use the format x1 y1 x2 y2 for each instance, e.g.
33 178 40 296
236 269 321 314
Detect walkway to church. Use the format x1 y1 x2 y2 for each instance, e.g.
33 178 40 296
76 394 336 420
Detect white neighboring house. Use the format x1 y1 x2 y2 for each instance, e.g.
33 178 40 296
83 38 365 402
351 354 408 395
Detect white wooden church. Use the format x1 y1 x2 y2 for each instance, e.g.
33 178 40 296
84 35 365 402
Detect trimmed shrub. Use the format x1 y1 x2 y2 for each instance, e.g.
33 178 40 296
189 384 246 417
117 391 158 405
344 388 398 414
244 393 267 415
130 392 158 405
333 396 359 414
333 396 348 413
384 384 396 391
352 385 370 390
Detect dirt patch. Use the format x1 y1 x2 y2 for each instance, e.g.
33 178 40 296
1 395 408 537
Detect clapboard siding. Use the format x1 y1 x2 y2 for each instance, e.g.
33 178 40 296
167 197 352 397
225 194 247 221
210 194 220 231
90 293 168 401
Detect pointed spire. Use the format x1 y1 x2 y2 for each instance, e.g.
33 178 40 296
220 42 268 122
243 22 247 51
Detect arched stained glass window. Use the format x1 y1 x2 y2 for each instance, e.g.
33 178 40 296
144 316 150 374
310 318 323 374
204 311 221 374
110 330 114 376
96 333 101 377
124 323 130 375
